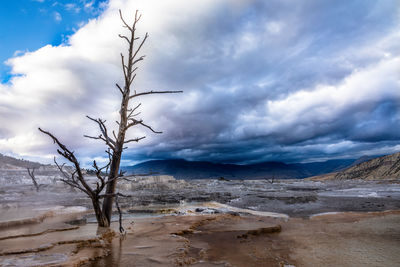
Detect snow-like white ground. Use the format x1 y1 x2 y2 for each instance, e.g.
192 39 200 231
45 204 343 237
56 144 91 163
0 170 399 218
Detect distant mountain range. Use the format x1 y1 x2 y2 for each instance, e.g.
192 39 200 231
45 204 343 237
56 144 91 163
122 157 374 180
0 153 42 170
0 153 71 180
3 151 397 180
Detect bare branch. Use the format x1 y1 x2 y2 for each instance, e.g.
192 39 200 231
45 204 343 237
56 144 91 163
60 178 88 194
131 102 142 112
126 118 162 133
105 149 112 174
54 157 71 181
118 34 130 44
139 121 162 134
105 148 113 158
129 90 183 100
129 73 137 85
124 136 145 144
54 158 85 193
83 135 102 141
93 160 110 194
86 116 116 150
115 194 125 234
131 32 148 63
116 83 124 95
120 53 127 82
132 56 145 66
94 169 128 189
38 128 94 196
127 103 141 119
119 9 132 31
135 10 142 23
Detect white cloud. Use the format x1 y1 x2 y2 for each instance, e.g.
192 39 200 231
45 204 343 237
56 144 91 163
53 11 62 22
0 0 230 160
235 55 400 141
268 56 399 124
65 3 81 13
266 21 282 34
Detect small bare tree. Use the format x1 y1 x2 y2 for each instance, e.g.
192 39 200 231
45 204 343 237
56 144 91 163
27 168 40 191
267 174 275 184
39 10 181 228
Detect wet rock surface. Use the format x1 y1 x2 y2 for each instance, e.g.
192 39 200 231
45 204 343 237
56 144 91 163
1 174 400 218
0 210 114 266
118 178 400 217
85 211 400 267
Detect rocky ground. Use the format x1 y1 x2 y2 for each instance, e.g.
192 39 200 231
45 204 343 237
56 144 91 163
1 206 399 267
0 173 400 266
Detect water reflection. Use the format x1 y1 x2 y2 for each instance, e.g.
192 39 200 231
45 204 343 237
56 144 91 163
86 231 125 267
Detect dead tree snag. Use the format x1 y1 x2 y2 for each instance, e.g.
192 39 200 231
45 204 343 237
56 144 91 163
39 10 182 229
27 168 40 191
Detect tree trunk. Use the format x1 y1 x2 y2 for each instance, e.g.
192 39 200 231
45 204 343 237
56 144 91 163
101 156 122 225
101 74 130 224
93 198 109 227
101 134 126 224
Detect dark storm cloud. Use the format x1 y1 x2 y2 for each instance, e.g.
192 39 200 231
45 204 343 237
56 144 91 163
1 0 399 165
126 0 400 164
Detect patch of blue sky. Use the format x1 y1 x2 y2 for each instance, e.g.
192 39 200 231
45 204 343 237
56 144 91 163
0 0 108 83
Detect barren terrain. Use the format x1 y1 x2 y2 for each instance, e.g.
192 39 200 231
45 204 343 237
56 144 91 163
0 172 400 266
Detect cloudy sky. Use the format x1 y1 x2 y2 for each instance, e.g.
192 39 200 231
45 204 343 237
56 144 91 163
0 0 399 166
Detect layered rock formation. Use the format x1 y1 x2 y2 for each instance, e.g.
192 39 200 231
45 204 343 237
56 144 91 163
335 152 400 180
117 175 187 190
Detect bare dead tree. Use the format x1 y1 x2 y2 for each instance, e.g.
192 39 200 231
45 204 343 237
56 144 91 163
267 174 275 184
39 9 182 229
27 168 40 191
